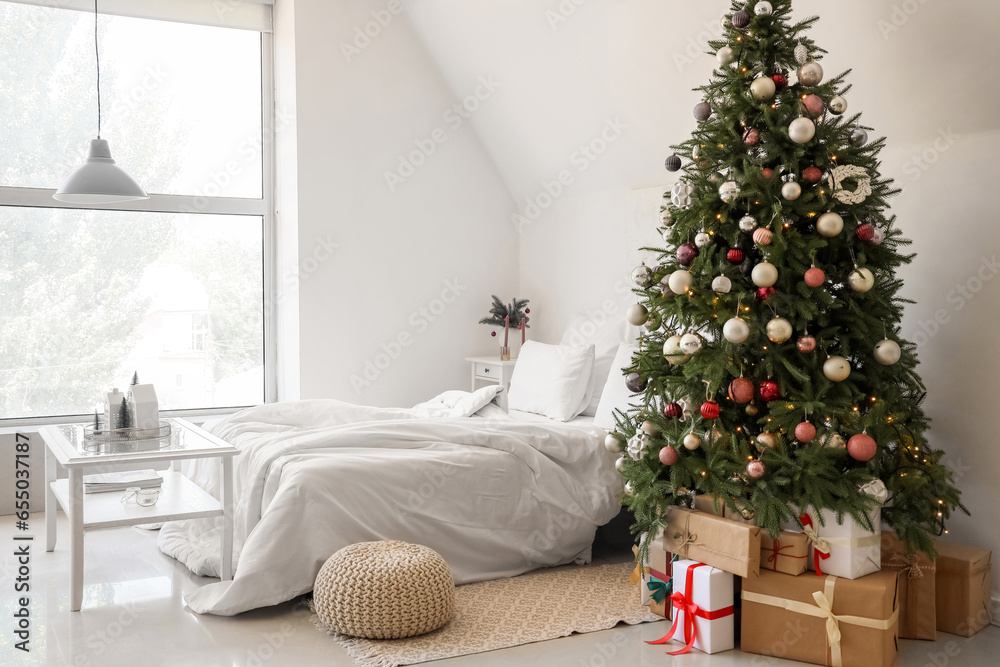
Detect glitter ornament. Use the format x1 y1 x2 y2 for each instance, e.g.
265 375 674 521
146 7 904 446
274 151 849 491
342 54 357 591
743 128 761 146
728 378 755 403
805 267 826 287
795 422 817 442
759 379 780 402
659 446 679 466
756 286 777 301
802 166 823 184
848 433 877 462
802 94 825 117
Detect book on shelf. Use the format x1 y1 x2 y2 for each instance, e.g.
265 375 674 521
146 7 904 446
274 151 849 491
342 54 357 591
83 469 163 494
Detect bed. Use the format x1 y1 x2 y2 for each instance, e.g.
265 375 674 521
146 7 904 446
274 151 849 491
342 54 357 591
159 334 637 616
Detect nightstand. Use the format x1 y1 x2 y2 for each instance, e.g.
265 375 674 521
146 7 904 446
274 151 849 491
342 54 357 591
465 356 517 410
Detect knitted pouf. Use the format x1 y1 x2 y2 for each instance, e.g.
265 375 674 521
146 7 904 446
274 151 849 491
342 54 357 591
313 540 455 639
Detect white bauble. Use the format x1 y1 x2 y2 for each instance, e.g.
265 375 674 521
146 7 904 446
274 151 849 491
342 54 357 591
663 335 690 365
751 262 778 287
626 303 649 326
615 456 626 472
871 228 885 245
829 95 848 115
874 339 902 365
766 317 792 343
605 433 624 453
750 76 776 101
782 181 802 200
683 433 702 450
797 61 824 86
848 267 875 293
668 269 693 295
757 432 779 449
739 215 757 232
816 212 844 237
680 332 703 355
754 1 773 16
717 46 735 66
695 232 712 248
719 181 741 202
624 482 634 496
712 275 732 294
789 117 816 144
823 356 851 382
671 182 694 209
723 317 751 344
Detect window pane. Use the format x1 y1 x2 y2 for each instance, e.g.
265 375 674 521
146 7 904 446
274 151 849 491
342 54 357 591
0 207 264 419
0 2 263 198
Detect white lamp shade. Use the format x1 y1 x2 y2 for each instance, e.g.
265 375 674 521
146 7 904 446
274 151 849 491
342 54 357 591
53 139 148 203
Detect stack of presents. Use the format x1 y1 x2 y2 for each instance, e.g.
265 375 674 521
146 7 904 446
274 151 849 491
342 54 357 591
632 483 993 664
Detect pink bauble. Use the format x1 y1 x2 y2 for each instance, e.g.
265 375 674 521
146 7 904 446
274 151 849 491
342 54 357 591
747 460 766 479
795 422 817 442
728 378 755 404
804 267 826 287
753 228 773 246
659 446 679 466
802 94 824 117
797 335 817 353
848 434 877 461
762 167 775 180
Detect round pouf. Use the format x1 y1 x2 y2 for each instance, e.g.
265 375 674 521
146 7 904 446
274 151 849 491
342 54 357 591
314 541 455 639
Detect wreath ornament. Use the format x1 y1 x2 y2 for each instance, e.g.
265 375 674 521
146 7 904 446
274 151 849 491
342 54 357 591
827 164 872 205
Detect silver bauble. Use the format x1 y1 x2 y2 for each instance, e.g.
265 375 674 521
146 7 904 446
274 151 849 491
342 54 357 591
782 181 802 200
739 215 758 232
712 275 732 294
631 264 652 287
695 232 712 248
679 332 703 355
754 1 773 16
871 228 885 245
874 339 902 365
829 95 848 115
605 433 624 453
797 61 824 87
660 209 673 226
751 261 778 287
719 181 741 202
626 303 649 326
789 117 816 144
717 46 735 66
683 433 702 451
766 317 793 343
794 43 809 65
848 267 875 293
849 129 869 147
668 269 693 295
750 76 776 101
824 433 847 449
723 317 751 344
816 211 844 237
671 181 694 209
663 335 690 365
823 356 851 382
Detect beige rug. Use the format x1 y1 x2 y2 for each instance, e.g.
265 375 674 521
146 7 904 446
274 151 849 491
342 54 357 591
313 562 661 667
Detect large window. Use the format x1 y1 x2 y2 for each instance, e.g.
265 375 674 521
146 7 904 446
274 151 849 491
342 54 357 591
0 1 273 420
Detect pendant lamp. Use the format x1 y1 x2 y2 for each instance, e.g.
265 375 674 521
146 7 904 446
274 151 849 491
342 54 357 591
53 0 147 204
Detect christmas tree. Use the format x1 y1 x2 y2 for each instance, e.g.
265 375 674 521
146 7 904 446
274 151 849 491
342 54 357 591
614 0 965 558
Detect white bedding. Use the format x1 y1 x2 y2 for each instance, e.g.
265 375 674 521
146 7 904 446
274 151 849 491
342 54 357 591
158 392 621 616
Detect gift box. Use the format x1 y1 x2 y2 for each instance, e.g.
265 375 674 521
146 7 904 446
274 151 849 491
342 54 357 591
692 494 756 525
631 544 651 606
761 531 810 576
934 540 992 637
647 559 735 655
796 480 886 580
634 536 673 618
741 569 901 667
881 530 936 640
660 506 761 579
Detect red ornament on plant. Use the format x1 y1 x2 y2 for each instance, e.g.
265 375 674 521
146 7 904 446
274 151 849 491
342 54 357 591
728 378 755 403
663 402 683 419
804 267 826 287
727 248 746 265
762 167 775 180
795 422 817 442
677 243 700 267
491 331 497 337
759 379 781 403
659 446 679 466
855 224 875 241
771 73 788 91
700 401 720 419
847 433 877 461
756 286 776 301
801 166 823 184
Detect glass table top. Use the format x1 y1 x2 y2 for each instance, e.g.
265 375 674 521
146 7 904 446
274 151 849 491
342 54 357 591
54 418 230 458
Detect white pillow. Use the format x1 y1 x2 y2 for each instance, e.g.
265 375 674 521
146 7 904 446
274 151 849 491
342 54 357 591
560 319 633 417
507 341 595 421
593 343 640 430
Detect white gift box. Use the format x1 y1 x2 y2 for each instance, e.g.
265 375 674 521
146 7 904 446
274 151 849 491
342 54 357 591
665 559 735 655
794 480 886 580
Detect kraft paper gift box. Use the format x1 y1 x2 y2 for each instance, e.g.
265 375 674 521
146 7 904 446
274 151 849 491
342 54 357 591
692 494 756 525
741 569 901 667
934 540 992 637
880 530 936 640
761 531 810 576
647 559 735 655
633 539 672 617
660 506 761 579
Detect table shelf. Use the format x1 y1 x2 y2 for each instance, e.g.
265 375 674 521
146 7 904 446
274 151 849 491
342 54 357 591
51 471 222 530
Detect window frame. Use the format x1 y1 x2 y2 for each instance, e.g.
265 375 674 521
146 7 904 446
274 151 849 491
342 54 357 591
0 5 276 426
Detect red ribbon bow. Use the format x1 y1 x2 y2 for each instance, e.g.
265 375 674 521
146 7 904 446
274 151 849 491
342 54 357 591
646 562 734 655
764 538 807 566
800 513 831 576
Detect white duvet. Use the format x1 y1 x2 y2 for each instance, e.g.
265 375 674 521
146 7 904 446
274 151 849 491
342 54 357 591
158 390 622 616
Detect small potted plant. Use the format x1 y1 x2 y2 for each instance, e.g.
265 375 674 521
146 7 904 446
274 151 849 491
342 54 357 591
479 296 530 360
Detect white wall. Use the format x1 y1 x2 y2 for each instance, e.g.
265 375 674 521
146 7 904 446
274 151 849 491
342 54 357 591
275 0 519 407
403 0 1000 590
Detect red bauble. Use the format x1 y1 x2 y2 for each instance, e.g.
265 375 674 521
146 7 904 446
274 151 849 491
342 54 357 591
677 242 700 267
855 224 875 242
801 166 823 184
847 433 877 461
659 446 679 466
747 460 766 479
700 401 721 419
663 402 683 419
797 335 817 353
802 94 824 117
771 73 788 91
795 422 817 442
491 331 497 337
525 308 530 314
727 248 746 265
759 379 781 403
762 167 775 180
728 378 755 404
756 286 776 301
804 267 826 287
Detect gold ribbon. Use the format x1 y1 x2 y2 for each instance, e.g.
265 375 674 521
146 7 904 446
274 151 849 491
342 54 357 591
801 524 831 555
743 576 899 667
886 553 931 579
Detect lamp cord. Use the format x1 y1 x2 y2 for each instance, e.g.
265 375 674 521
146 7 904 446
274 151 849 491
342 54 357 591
95 0 101 138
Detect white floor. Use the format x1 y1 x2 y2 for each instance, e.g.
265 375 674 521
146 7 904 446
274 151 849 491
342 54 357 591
3 512 999 667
